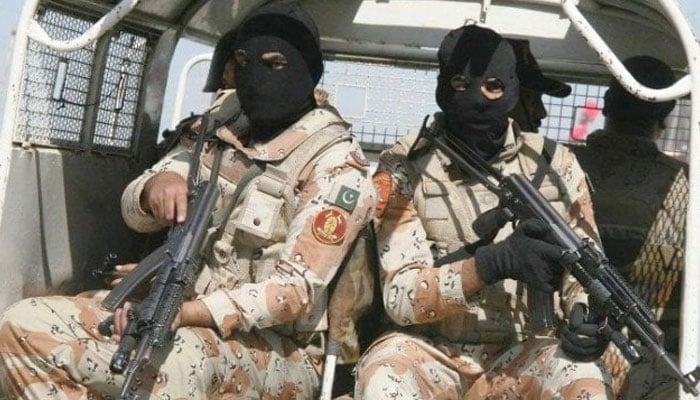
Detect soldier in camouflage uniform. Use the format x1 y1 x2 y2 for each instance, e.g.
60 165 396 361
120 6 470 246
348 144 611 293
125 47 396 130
354 25 613 400
0 3 375 399
573 55 687 399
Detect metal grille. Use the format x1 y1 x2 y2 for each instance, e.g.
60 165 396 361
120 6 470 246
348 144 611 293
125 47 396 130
660 98 691 161
320 58 438 148
15 8 96 147
540 82 691 161
93 31 148 151
322 58 691 161
539 83 605 143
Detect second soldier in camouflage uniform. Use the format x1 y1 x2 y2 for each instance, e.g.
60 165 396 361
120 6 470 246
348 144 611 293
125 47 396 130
354 25 613 400
0 3 375 399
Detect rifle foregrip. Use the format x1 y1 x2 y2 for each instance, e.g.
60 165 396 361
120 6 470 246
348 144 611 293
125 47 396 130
601 323 642 364
109 309 139 374
111 333 137 373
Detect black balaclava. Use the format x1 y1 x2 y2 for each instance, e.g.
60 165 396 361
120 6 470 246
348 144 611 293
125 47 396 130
436 25 519 160
603 55 676 123
234 2 323 141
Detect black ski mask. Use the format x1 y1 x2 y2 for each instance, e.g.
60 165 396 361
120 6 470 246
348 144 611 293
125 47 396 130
234 3 323 141
435 25 519 160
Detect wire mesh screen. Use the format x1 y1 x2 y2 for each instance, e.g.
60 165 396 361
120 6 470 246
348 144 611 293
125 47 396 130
661 99 691 161
540 82 691 162
322 58 691 162
15 8 96 147
320 58 438 148
93 31 148 151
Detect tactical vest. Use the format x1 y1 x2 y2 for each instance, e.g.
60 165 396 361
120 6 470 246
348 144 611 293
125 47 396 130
194 113 375 363
394 125 571 343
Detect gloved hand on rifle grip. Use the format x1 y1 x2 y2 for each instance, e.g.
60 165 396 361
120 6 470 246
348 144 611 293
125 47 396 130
560 302 611 362
474 218 565 292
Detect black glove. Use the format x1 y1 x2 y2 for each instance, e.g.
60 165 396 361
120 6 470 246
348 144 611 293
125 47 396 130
560 302 611 362
474 219 565 292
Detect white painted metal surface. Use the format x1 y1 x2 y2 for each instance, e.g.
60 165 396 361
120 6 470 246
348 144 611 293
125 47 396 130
171 53 213 129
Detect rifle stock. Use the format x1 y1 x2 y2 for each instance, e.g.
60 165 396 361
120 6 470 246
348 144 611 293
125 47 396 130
419 120 700 395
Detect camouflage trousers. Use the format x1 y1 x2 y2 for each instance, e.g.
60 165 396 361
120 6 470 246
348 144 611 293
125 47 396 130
354 331 613 400
0 292 320 399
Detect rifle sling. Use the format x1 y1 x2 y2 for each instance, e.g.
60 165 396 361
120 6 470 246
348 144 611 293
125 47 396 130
530 136 557 189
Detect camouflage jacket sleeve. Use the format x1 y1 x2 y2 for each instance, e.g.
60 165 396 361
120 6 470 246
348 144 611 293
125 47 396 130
372 144 470 327
551 143 602 315
199 139 376 337
120 144 193 233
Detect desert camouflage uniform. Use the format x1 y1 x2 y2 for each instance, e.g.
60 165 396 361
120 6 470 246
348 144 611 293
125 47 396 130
355 114 612 399
0 102 376 399
574 130 688 399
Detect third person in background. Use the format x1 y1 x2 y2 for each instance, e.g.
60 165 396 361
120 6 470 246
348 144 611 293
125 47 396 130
507 38 572 133
573 55 687 400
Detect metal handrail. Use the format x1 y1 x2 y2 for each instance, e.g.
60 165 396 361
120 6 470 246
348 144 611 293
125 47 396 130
562 0 692 101
27 0 139 52
171 53 213 130
561 0 700 397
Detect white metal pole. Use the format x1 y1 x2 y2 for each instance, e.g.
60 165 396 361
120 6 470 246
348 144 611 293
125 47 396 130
171 53 212 130
654 2 700 398
561 0 691 101
27 0 140 52
561 0 700 397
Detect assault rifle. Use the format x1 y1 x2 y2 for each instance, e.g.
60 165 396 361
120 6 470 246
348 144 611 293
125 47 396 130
416 116 700 395
98 112 222 400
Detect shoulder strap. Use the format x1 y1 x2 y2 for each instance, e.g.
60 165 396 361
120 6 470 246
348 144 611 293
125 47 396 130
277 128 352 185
530 136 557 189
272 128 353 225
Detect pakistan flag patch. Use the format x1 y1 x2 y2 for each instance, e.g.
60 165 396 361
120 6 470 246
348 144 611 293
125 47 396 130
334 185 360 212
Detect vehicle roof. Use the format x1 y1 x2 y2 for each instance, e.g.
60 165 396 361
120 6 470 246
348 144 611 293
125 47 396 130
61 0 691 78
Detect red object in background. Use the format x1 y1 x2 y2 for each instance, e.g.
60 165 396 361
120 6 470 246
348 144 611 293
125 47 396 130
571 100 602 141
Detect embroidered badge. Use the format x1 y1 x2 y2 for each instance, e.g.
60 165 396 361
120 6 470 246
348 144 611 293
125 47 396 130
373 171 393 218
334 185 360 212
312 209 347 245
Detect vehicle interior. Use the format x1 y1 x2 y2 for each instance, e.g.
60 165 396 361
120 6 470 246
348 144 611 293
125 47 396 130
0 0 698 397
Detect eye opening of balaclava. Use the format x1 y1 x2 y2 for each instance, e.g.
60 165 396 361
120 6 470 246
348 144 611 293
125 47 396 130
435 25 519 160
234 2 323 142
